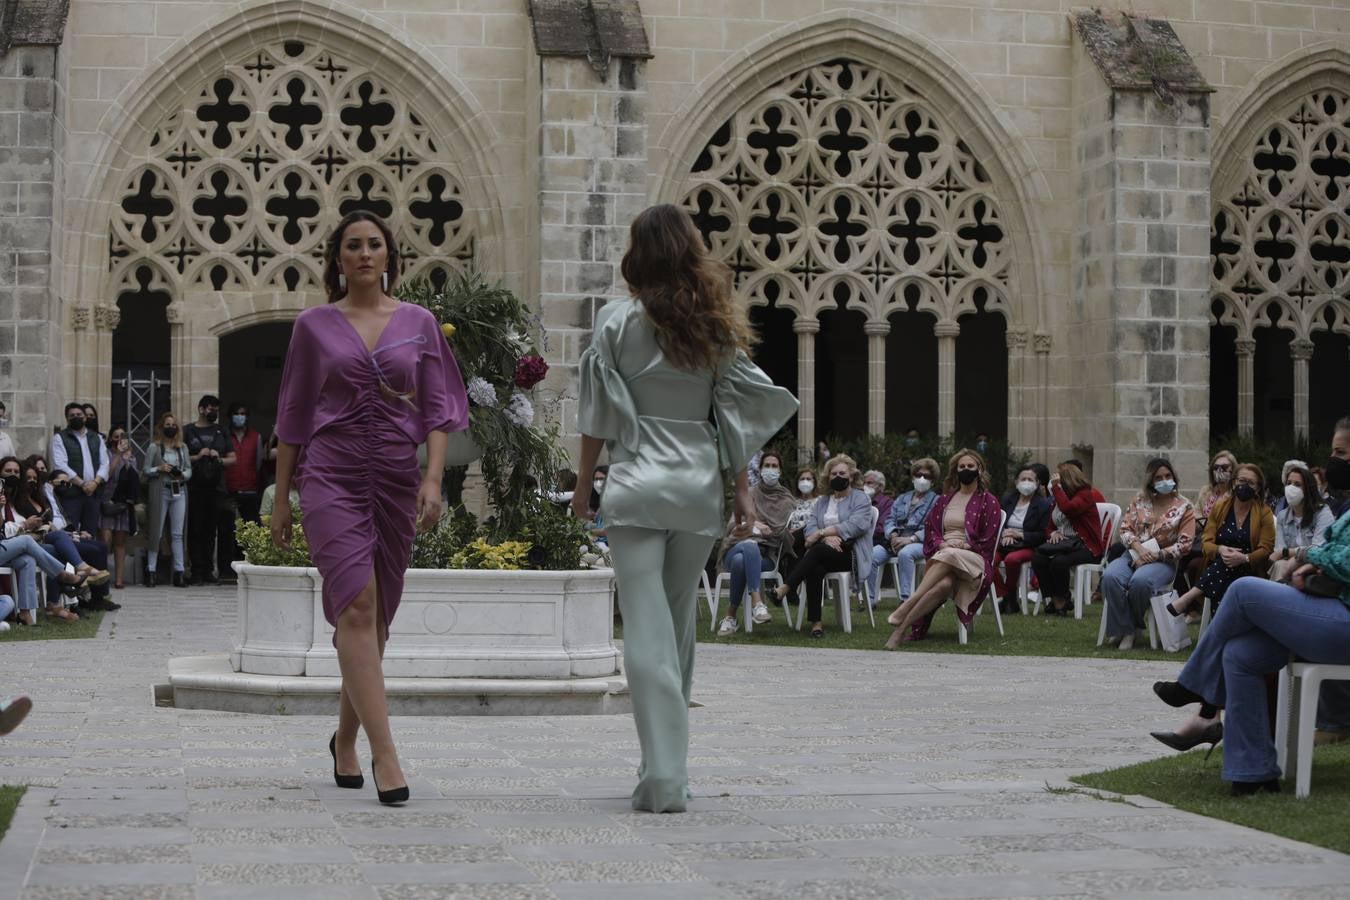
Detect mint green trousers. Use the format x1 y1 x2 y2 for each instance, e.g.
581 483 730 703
607 525 716 813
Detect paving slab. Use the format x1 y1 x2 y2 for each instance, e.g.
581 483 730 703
2 584 1348 900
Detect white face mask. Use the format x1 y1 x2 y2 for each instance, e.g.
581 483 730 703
912 477 931 494
0 417 8 429
1284 484 1304 507
759 468 780 486
1213 468 1231 483
1016 480 1037 497
593 480 605 494
863 485 877 498
798 479 814 495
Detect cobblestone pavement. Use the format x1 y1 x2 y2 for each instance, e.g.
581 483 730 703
2 586 1347 899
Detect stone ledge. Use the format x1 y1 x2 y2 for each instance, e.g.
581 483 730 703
168 655 632 717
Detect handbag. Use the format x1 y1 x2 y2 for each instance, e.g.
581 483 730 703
1038 535 1085 557
1304 572 1346 599
100 500 123 517
1148 590 1192 652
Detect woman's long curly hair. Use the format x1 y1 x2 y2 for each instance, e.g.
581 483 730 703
620 204 756 372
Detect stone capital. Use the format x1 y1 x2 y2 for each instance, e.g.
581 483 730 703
792 317 820 335
1006 329 1029 350
93 304 121 332
165 303 184 325
1234 337 1256 356
934 320 961 338
1290 338 1315 361
70 304 90 331
863 320 890 337
1033 331 1052 354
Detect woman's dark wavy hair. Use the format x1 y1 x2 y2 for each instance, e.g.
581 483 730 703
619 204 756 372
323 210 400 303
1284 464 1322 530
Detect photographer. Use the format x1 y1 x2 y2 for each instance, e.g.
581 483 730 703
99 425 140 590
183 395 235 585
143 412 192 588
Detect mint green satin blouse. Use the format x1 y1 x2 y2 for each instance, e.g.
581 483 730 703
577 298 799 538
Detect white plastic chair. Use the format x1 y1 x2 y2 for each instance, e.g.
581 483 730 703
956 510 1008 645
1276 660 1350 798
708 548 790 633
1070 502 1122 619
795 506 879 633
1095 589 1161 649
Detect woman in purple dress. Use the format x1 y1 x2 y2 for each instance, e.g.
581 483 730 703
271 211 468 805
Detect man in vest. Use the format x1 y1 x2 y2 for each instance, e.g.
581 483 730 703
49 401 109 532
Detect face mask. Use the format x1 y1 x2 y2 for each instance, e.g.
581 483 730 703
913 477 931 493
1153 479 1176 495
0 417 8 428
205 410 219 424
1233 483 1256 502
1 474 18 492
163 426 178 438
1213 468 1231 483
759 468 780 486
976 442 989 453
1017 480 1037 497
863 485 877 498
231 415 247 429
829 475 849 493
68 417 85 431
593 479 605 494
1326 455 1350 491
798 479 814 495
1284 484 1304 507
905 437 919 447
957 469 979 485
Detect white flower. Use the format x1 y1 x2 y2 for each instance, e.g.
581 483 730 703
467 377 498 408
504 391 534 427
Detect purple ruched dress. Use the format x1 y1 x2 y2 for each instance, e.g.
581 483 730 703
274 302 468 630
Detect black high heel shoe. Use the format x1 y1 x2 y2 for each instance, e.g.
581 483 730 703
1231 778 1279 796
329 732 364 789
1149 721 1223 760
58 571 89 599
1152 680 1205 709
371 765 409 806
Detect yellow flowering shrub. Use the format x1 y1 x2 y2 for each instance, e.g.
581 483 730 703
448 538 530 571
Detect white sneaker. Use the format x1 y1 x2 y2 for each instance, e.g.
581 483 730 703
1118 632 1136 651
751 602 772 624
717 616 738 637
0 621 9 632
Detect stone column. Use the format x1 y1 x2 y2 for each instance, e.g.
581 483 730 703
1006 329 1028 450
90 305 120 417
1235 337 1255 437
1291 338 1314 440
1070 11 1213 500
0 45 60 458
794 317 819 455
935 320 960 437
864 320 889 437
1035 332 1052 455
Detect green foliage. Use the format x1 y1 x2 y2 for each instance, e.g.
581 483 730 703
235 513 312 567
1211 431 1327 490
449 538 531 570
485 493 594 571
0 785 24 845
766 433 1034 497
409 509 479 569
397 272 571 544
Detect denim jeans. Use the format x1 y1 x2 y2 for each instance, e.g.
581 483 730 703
1100 554 1177 637
724 540 773 612
149 490 187 573
868 540 925 601
1177 576 1350 783
0 593 13 620
0 535 68 610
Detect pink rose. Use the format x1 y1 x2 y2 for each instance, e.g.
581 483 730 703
513 355 549 390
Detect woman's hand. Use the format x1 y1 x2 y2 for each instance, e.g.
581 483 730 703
159 463 173 474
945 538 969 551
23 515 42 531
1136 548 1157 566
1291 563 1318 592
805 530 819 547
1219 546 1245 568
1000 534 1018 547
823 535 843 551
1048 530 1062 544
416 480 443 531
270 504 293 550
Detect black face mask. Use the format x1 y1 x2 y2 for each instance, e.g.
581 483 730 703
85 417 98 432
829 475 850 493
1 474 18 493
1233 483 1256 502
1325 455 1350 491
204 411 219 424
957 469 979 485
163 426 179 438
68 417 85 431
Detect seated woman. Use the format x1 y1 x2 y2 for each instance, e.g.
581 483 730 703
862 470 893 547
884 449 1002 648
771 454 872 638
1149 420 1350 794
1178 450 1237 590
784 467 817 563
1030 461 1107 616
1101 458 1196 650
866 457 939 607
584 465 610 547
14 462 115 613
0 456 90 626
1269 464 1334 583
1166 463 1274 619
716 451 795 635
993 466 1052 614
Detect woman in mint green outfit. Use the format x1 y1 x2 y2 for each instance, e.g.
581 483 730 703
573 204 798 812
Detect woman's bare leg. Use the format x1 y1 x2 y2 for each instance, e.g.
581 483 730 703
1170 586 1204 615
887 561 953 626
112 532 127 584
885 573 955 648
334 573 404 792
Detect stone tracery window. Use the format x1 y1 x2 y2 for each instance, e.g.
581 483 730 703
1211 90 1350 343
109 40 476 299
680 58 1012 322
